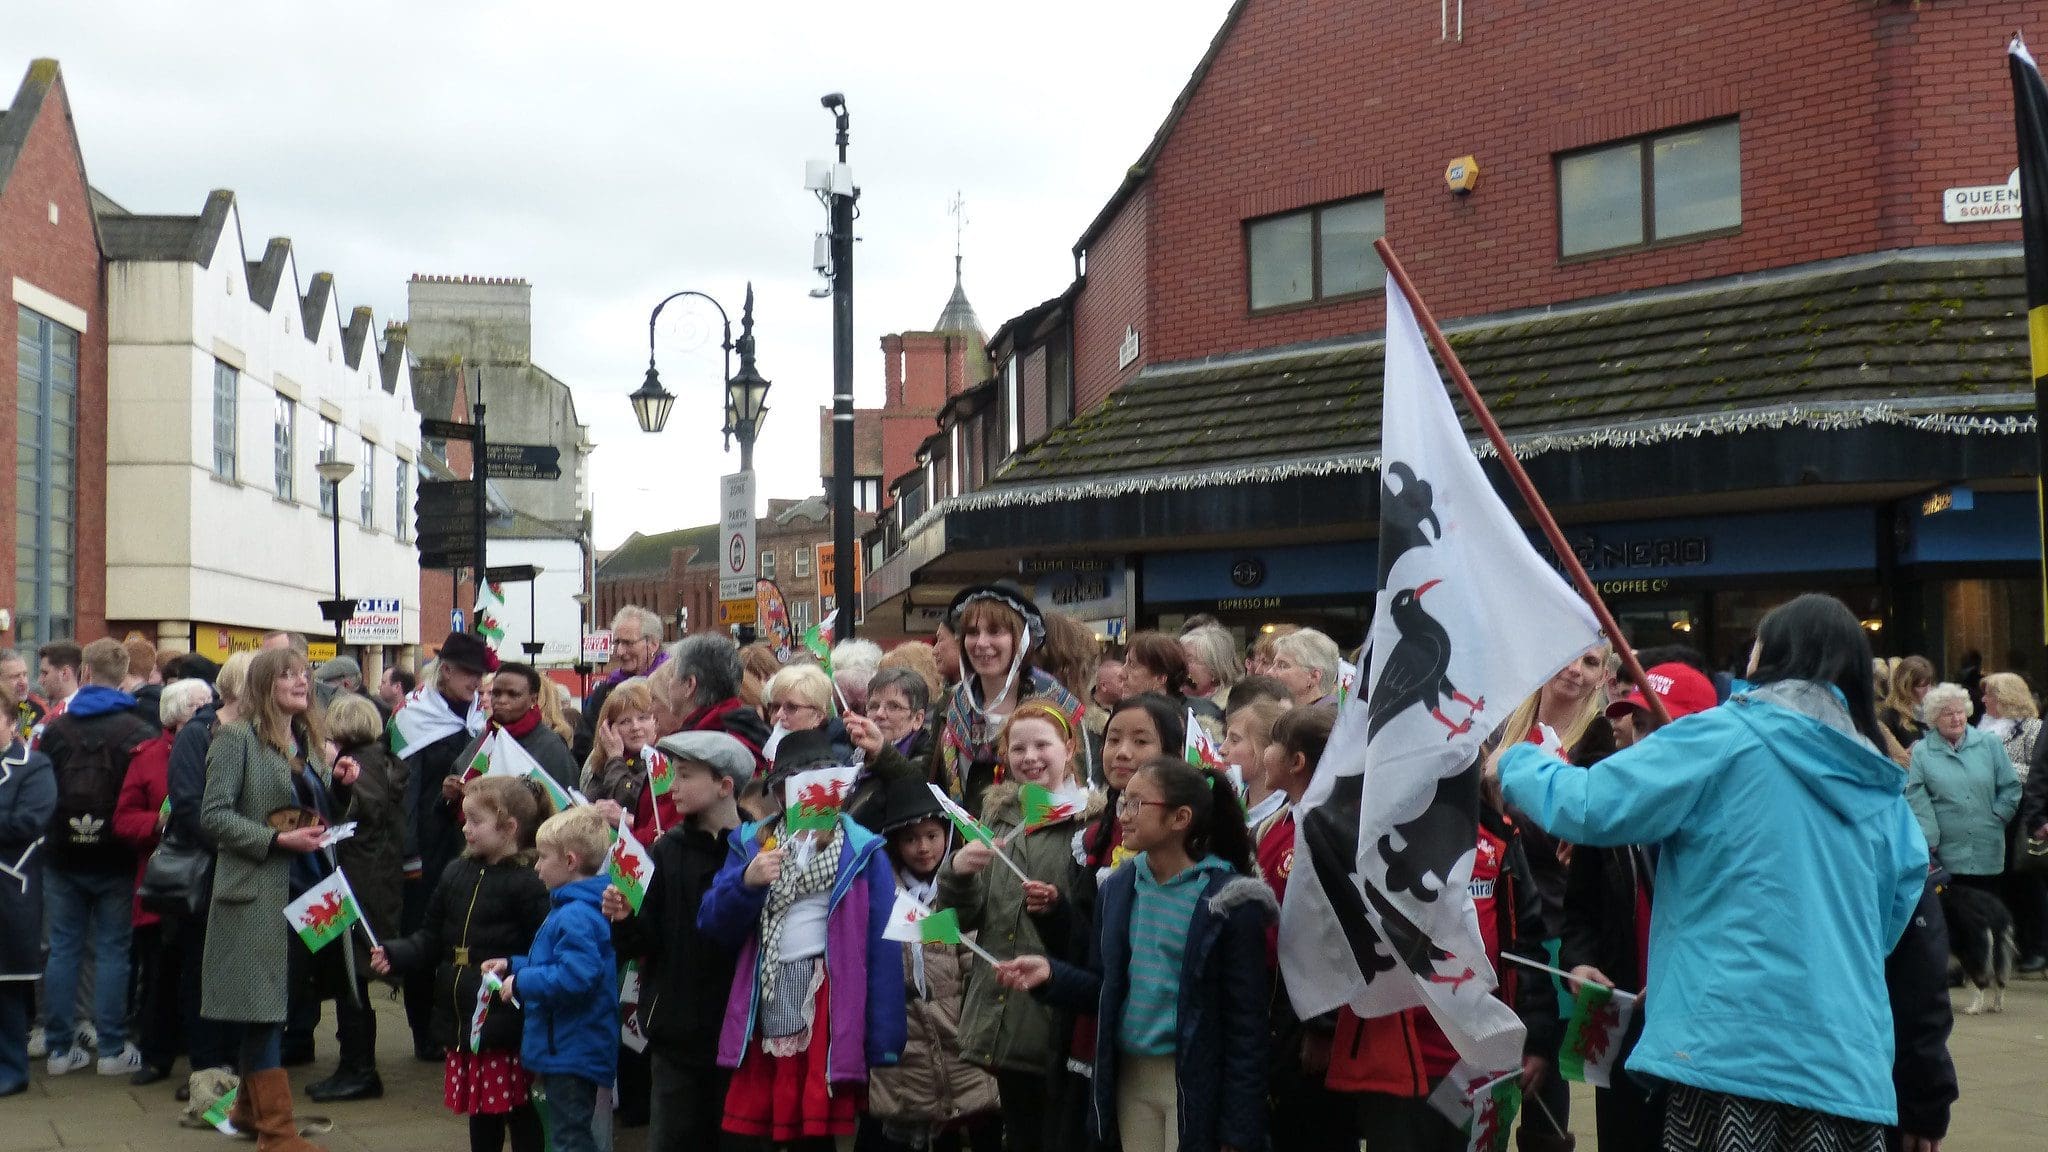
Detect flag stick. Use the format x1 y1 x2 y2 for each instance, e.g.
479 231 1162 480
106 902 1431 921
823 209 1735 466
1374 237 1672 727
899 889 1003 967
1524 1086 1565 1134
1498 951 1638 1001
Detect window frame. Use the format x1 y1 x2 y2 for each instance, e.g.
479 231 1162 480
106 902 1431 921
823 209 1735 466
793 545 813 579
212 361 238 481
273 395 296 501
395 456 411 542
318 417 339 515
16 307 78 646
359 438 375 526
1244 193 1386 315
760 548 777 582
1555 117 1742 262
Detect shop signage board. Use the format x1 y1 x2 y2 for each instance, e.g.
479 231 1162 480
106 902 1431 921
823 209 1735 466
343 598 404 644
719 598 759 626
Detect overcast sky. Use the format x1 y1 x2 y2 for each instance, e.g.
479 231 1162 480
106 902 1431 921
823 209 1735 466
12 0 1236 549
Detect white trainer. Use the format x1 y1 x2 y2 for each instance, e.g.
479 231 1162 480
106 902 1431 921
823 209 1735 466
25 1027 44 1059
96 1043 143 1076
45 1047 89 1076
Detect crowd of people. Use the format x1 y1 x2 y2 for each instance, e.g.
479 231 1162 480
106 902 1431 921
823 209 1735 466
0 589 1994 1152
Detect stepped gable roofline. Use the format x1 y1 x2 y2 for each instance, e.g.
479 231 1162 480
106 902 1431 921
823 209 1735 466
98 189 238 266
343 306 374 371
0 60 106 255
378 325 408 395
904 247 2034 533
247 236 295 309
301 271 335 342
1072 0 1249 256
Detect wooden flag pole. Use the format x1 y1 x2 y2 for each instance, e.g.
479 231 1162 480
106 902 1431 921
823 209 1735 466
1375 237 1672 727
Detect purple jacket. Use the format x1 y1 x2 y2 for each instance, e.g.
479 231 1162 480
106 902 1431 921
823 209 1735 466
697 813 906 1082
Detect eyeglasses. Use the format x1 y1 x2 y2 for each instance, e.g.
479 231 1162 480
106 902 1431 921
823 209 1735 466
1116 795 1174 817
868 701 916 717
770 701 819 717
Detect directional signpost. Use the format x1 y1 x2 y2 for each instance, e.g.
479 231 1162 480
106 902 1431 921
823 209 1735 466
482 443 562 481
415 479 478 571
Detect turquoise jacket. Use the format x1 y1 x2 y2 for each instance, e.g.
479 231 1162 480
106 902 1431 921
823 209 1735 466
1499 686 1926 1126
1905 725 2020 876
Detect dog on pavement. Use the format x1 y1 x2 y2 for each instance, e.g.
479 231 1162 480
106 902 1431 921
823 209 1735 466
1939 881 2016 1015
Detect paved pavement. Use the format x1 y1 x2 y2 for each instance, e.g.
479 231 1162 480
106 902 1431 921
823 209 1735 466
4 977 2044 1150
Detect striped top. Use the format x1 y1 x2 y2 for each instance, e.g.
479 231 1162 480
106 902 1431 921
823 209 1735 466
1117 854 1230 1056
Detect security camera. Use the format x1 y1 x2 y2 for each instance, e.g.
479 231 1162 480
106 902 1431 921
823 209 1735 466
820 92 845 111
813 234 832 275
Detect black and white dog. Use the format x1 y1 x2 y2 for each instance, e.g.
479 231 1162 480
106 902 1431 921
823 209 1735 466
1939 881 2016 1015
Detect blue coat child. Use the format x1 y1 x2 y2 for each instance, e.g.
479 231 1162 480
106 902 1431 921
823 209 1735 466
509 875 618 1086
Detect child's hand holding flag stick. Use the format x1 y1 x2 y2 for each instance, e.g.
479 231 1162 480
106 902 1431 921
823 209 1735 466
926 784 1033 884
886 888 1002 968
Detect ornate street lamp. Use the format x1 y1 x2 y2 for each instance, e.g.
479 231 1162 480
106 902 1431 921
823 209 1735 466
634 285 772 469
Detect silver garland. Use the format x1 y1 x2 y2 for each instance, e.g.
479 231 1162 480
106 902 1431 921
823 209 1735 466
898 398 2034 538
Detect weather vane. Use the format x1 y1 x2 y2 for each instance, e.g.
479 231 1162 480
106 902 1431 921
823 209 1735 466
948 190 968 273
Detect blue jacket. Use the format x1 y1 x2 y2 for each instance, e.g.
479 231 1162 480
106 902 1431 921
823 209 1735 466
1905 725 2020 876
1040 856 1275 1152
510 875 618 1084
697 814 907 1078
1499 687 1926 1126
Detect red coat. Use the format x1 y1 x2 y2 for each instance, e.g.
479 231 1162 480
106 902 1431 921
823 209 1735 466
113 732 175 928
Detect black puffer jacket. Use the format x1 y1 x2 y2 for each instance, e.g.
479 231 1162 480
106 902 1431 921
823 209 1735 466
610 820 740 1063
382 853 552 1054
1887 876 1956 1144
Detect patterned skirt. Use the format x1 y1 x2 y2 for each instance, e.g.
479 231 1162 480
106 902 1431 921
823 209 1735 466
444 1051 534 1116
723 975 863 1140
1663 1084 1883 1152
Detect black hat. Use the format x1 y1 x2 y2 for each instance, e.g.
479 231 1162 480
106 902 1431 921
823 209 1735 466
770 727 842 775
873 774 947 836
169 654 221 686
945 582 1045 649
437 632 499 675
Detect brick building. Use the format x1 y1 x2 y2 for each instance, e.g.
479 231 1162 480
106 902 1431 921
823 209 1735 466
0 60 107 647
867 0 2044 672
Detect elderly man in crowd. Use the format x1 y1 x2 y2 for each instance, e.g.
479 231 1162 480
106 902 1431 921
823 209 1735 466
575 605 665 764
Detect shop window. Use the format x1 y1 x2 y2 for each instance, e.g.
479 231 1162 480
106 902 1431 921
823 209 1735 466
1558 119 1741 258
1246 194 1385 311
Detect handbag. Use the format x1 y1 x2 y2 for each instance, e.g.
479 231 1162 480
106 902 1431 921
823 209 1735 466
138 828 214 918
2020 833 2048 877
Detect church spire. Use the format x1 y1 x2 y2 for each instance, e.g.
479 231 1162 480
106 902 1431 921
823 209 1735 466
934 190 984 338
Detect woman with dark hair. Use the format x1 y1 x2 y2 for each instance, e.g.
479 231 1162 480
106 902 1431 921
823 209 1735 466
1121 631 1223 726
938 585 1081 816
1499 594 1926 1152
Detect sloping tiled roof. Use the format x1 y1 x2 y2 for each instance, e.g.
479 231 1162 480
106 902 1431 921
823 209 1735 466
990 251 2031 493
598 525 718 579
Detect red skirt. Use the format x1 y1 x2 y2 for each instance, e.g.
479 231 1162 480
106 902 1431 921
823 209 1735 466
723 974 864 1140
444 1050 534 1116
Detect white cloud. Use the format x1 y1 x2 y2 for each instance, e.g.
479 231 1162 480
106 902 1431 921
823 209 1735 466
12 0 1235 548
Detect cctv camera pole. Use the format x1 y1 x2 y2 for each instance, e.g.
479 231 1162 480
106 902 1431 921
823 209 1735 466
825 95 858 641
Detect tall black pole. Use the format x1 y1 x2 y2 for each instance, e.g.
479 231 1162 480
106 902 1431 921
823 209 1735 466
472 366 489 623
329 484 345 644
827 98 857 640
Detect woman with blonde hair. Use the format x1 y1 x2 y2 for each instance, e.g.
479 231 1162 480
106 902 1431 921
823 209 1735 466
1983 672 2048 972
201 648 357 1149
763 663 854 762
1880 655 1935 750
536 675 575 745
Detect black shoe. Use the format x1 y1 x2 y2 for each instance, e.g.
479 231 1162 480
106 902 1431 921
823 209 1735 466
413 1040 443 1064
2020 954 2047 974
129 1063 172 1087
305 1067 383 1102
279 1042 315 1068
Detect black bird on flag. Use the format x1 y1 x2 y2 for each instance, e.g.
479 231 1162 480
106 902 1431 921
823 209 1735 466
1366 580 1486 741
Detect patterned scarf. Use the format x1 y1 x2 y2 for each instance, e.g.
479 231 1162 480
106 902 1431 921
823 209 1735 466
940 669 1082 797
758 826 841 1001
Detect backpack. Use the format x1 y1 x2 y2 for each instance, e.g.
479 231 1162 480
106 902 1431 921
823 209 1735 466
50 714 149 850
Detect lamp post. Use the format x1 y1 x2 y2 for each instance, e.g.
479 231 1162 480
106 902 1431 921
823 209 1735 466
315 456 358 645
630 287 773 470
819 92 858 640
571 591 592 701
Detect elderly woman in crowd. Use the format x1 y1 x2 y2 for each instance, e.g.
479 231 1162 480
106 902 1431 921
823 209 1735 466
762 662 854 764
844 666 943 831
202 648 359 1150
1267 628 1342 708
1180 624 1246 712
111 677 215 1086
1907 681 2021 893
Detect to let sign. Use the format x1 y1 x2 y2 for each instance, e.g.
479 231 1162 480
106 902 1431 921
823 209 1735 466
344 598 404 644
720 471 758 602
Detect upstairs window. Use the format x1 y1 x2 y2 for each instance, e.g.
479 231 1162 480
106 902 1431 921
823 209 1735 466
318 418 339 515
794 546 812 579
360 439 375 526
212 362 238 479
1247 194 1385 311
273 396 296 501
1558 119 1741 258
396 457 411 542
761 549 777 582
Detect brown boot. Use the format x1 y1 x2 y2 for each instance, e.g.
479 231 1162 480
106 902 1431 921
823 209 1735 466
243 1068 327 1152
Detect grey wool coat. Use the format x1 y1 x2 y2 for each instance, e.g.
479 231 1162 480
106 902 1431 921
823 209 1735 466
201 720 332 1023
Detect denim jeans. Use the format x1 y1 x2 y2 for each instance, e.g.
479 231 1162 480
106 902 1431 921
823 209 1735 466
42 868 133 1054
540 1073 605 1152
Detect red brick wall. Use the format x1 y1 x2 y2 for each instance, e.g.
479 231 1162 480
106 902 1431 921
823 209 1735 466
0 70 107 643
1114 0 2026 368
1075 183 1150 414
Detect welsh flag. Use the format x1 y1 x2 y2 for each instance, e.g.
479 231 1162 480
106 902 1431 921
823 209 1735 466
608 823 655 913
1019 782 1087 829
1557 982 1637 1088
1467 1075 1521 1152
646 748 673 797
785 765 861 834
469 975 498 1053
928 783 995 845
474 582 507 648
457 735 495 784
884 889 963 945
284 871 363 953
481 729 582 812
201 1086 240 1135
803 611 837 675
1184 708 1227 769
389 682 483 761
619 962 649 1053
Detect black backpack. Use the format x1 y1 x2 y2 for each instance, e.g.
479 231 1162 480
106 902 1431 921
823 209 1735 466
49 714 150 850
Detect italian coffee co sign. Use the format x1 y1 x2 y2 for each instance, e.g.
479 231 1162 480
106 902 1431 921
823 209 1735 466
1943 168 2021 223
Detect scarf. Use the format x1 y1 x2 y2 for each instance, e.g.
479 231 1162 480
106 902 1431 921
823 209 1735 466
390 684 485 760
605 647 669 689
759 825 842 1000
491 707 543 742
940 669 1081 796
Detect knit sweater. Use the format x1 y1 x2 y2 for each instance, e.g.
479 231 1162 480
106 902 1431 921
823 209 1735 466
1118 854 1231 1056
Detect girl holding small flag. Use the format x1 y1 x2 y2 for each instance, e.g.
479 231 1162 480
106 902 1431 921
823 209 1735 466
200 648 358 1151
696 751 907 1145
371 776 553 1152
937 700 1099 1152
997 755 1274 1152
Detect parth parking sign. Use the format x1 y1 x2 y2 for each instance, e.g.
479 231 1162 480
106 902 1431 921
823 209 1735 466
720 471 758 602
